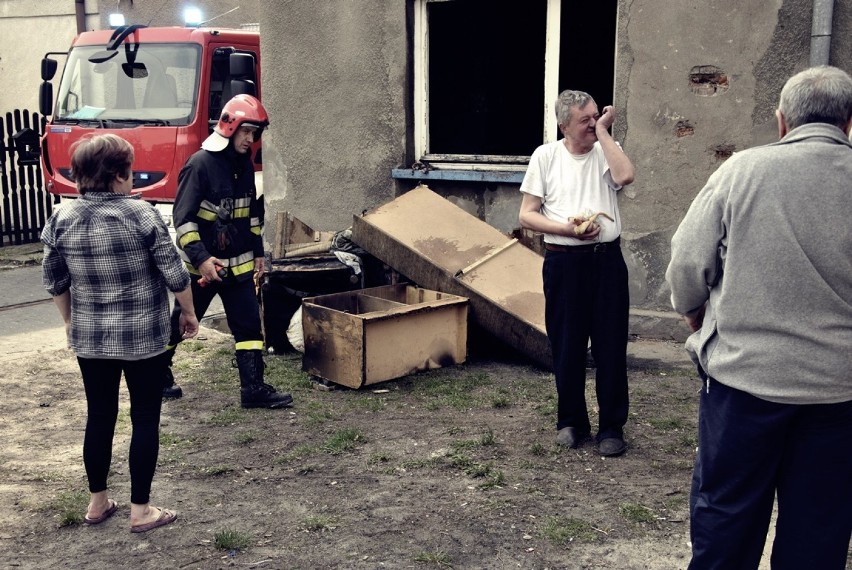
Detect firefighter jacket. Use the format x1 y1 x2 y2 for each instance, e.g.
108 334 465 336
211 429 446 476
173 146 264 283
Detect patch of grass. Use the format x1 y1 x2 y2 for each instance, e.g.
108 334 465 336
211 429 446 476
349 396 386 412
680 433 698 449
213 528 253 551
50 490 88 527
321 428 365 455
26 470 68 483
415 371 492 410
540 516 600 544
450 429 496 452
202 465 234 477
276 444 318 464
368 452 393 465
478 469 505 490
535 396 558 418
115 407 131 433
529 442 547 456
159 432 195 448
449 439 477 452
619 502 657 524
301 514 336 532
398 457 442 470
208 407 248 426
664 494 689 511
447 451 473 470
180 340 207 353
265 356 314 391
304 401 337 427
234 430 258 445
649 417 685 431
490 392 511 408
479 429 497 446
413 549 452 567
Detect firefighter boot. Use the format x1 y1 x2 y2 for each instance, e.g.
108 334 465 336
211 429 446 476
236 350 294 409
162 348 183 399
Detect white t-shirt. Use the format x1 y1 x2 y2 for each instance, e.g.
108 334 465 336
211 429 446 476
520 140 623 245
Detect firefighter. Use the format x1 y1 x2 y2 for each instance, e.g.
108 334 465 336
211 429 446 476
163 94 292 409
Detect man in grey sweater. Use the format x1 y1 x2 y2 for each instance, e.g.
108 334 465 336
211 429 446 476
666 66 852 569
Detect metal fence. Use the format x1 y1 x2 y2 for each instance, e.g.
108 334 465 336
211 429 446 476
1 110 53 246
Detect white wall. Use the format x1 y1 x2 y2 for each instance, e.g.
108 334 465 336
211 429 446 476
0 0 100 115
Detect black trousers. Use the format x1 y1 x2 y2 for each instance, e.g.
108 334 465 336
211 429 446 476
77 353 166 505
689 377 852 569
542 244 629 439
169 276 263 352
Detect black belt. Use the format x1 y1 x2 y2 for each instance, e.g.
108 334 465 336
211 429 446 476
545 237 620 253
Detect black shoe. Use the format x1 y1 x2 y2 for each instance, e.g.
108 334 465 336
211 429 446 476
556 427 591 449
162 384 183 399
240 385 293 409
598 437 627 457
162 367 183 399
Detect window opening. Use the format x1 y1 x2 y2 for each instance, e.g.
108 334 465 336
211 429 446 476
414 0 618 171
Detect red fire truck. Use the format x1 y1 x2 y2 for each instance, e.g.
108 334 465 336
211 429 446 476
37 23 262 223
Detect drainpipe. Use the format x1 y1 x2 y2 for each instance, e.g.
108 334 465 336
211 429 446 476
809 0 835 66
75 0 86 34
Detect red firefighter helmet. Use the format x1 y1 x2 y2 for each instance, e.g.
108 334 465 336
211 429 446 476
202 94 269 152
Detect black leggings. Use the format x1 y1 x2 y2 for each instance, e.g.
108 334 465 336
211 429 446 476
77 353 166 505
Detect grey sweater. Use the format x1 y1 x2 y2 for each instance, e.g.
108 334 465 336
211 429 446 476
666 123 852 404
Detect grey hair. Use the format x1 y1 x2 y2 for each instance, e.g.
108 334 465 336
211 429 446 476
778 66 852 130
555 90 595 126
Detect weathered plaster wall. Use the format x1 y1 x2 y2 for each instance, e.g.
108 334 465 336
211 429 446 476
616 0 818 338
257 0 409 244
0 0 99 113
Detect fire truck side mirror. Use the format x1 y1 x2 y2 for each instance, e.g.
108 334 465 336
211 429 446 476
229 52 256 79
230 79 257 98
41 57 58 81
39 82 54 117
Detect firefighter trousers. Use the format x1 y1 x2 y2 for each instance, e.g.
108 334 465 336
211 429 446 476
168 276 263 353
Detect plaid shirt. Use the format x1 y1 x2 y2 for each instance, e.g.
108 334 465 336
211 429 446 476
42 192 191 358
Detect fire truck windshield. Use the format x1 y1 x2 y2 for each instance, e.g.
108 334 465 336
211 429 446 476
53 43 201 127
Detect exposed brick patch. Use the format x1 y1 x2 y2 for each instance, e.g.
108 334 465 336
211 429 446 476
714 144 735 160
689 65 730 96
676 120 695 137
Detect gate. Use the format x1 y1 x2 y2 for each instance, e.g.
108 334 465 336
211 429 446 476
1 109 53 246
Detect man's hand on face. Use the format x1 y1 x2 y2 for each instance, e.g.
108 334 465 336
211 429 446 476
596 105 616 134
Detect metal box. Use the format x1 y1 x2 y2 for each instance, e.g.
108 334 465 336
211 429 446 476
302 284 468 389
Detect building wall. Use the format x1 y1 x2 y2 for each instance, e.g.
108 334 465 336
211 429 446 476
256 1 409 241
0 0 99 114
618 0 813 336
66 0 852 339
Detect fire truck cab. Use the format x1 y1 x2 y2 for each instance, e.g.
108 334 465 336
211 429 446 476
38 24 262 223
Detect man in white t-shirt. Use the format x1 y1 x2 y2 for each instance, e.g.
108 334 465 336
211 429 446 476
519 90 635 457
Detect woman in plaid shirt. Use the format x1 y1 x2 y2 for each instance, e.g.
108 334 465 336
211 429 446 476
41 134 198 533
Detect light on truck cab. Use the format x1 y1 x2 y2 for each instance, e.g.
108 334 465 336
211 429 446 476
108 13 126 28
184 7 203 27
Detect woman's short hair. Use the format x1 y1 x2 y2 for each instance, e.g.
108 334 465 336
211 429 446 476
555 90 594 126
70 134 134 194
779 66 852 131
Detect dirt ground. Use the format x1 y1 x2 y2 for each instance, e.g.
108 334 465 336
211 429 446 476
0 286 847 569
0 312 707 570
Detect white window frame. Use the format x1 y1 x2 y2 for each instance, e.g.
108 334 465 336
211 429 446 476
413 0 562 171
